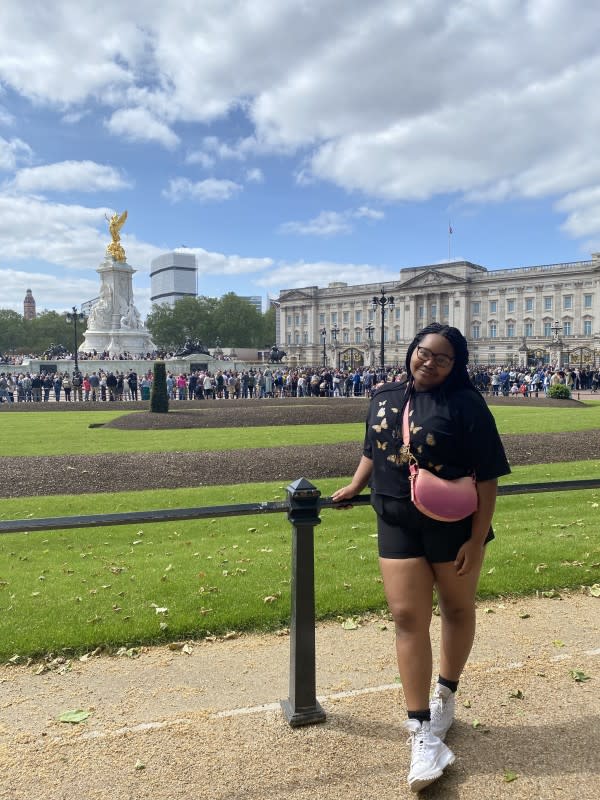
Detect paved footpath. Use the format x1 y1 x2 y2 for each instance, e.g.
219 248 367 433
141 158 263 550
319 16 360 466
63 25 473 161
1 592 598 800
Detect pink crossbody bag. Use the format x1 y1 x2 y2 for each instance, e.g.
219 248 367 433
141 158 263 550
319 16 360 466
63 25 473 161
402 401 478 522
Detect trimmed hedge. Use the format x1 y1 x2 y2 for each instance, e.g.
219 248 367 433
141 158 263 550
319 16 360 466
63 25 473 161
548 384 571 400
150 361 169 413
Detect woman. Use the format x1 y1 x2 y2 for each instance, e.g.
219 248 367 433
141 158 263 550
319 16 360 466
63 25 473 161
332 323 510 793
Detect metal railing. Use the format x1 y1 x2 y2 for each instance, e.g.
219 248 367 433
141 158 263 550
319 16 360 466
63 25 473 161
1 477 599 727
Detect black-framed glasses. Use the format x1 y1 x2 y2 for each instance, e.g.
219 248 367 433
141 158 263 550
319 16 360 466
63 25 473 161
416 345 454 368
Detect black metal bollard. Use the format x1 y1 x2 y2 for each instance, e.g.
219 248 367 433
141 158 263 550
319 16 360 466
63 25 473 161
281 478 327 727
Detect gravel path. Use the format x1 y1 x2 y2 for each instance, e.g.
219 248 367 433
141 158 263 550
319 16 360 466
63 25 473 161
1 593 598 799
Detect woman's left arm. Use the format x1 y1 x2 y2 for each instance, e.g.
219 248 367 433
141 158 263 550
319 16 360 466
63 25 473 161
454 478 498 576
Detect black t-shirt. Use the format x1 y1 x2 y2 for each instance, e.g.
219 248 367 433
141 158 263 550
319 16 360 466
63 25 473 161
363 381 511 499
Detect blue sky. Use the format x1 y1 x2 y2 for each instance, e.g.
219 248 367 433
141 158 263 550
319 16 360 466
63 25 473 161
1 0 600 319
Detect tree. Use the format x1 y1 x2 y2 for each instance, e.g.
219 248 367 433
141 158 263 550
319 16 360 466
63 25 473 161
146 296 217 350
261 305 276 347
211 293 265 347
146 293 270 349
0 310 25 355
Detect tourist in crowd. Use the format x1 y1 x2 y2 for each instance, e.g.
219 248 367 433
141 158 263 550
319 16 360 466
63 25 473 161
332 323 510 792
42 373 53 401
61 373 72 401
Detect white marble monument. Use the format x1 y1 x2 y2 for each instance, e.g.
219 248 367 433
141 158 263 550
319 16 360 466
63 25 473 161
80 211 156 357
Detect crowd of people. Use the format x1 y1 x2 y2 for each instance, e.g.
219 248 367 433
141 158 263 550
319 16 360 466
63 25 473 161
0 361 595 404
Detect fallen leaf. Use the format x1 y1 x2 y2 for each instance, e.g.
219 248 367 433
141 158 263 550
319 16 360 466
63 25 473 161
342 617 359 630
503 770 518 783
134 759 145 770
589 584 600 597
570 669 590 682
58 709 91 724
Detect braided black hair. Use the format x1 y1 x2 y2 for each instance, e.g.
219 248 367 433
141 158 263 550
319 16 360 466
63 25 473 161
405 323 474 391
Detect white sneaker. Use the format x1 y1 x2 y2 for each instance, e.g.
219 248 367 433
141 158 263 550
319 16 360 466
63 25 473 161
430 683 455 740
404 719 455 792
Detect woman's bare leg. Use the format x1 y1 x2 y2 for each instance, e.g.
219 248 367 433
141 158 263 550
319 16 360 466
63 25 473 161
432 558 483 682
379 557 435 710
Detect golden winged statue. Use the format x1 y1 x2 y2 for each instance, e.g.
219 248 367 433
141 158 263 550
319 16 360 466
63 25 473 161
105 210 128 262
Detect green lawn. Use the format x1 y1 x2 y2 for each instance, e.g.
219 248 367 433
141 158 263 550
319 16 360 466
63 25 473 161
1 462 599 660
0 402 599 456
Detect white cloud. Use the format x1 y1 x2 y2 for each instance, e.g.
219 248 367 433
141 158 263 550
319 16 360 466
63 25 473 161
280 211 352 237
1 1 600 251
0 136 32 171
105 108 180 150
179 246 273 276
246 167 264 183
280 207 385 236
255 259 398 291
0 267 102 313
11 161 132 193
185 150 216 169
163 177 242 203
0 105 15 126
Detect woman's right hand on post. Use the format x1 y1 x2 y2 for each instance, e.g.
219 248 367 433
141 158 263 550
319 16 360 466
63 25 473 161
331 484 359 505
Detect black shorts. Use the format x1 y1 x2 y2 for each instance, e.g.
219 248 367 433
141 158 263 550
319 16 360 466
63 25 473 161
372 493 494 563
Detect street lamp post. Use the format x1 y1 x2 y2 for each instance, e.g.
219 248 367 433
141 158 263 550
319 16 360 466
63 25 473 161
372 287 395 374
365 322 375 368
320 327 327 367
331 325 339 370
65 306 85 374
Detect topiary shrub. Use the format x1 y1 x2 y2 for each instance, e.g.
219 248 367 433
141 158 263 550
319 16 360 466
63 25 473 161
547 383 571 400
150 361 169 413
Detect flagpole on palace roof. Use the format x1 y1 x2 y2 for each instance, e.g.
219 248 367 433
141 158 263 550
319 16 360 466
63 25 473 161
448 221 453 261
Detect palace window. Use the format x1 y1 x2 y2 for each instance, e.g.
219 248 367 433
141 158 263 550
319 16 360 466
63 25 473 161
584 294 593 309
343 311 350 324
395 329 402 342
343 330 349 343
395 308 401 321
524 322 533 337
584 320 592 335
507 299 515 313
543 321 552 337
355 330 362 343
431 304 437 320
286 315 292 327
331 312 338 325
355 309 361 323
319 313 325 325
525 297 534 312
418 305 424 319
563 295 573 310
489 300 497 314
302 332 308 345
472 301 480 315
563 321 572 336
472 324 480 339
294 314 300 326
507 323 515 338
544 296 553 311
489 322 497 338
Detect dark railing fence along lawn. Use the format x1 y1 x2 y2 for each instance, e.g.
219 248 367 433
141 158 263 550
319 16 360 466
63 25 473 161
1 476 600 727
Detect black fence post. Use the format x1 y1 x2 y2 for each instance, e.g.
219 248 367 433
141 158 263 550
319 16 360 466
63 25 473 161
281 477 326 727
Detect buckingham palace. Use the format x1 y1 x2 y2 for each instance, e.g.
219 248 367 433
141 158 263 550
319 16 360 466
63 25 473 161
276 253 600 370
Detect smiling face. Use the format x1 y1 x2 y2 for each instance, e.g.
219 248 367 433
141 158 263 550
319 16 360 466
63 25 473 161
409 332 456 391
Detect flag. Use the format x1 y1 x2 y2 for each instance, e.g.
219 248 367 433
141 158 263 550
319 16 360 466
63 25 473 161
449 223 453 235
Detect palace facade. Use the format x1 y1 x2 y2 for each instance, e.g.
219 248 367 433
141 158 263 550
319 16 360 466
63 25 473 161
276 254 600 370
